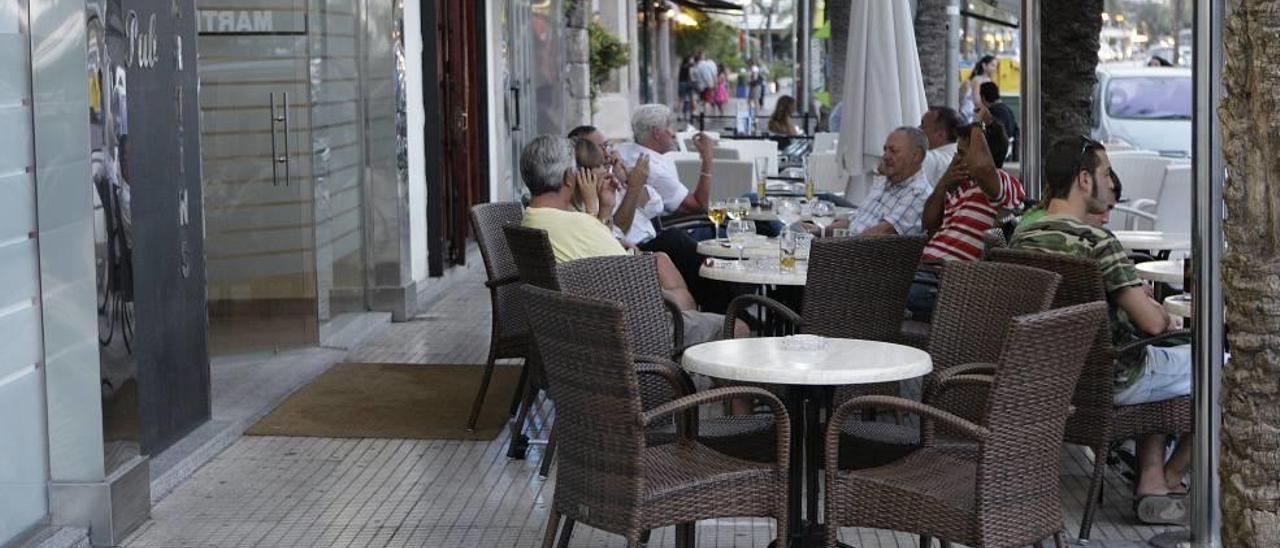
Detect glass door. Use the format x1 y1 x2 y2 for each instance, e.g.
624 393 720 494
0 0 50 540
197 0 318 355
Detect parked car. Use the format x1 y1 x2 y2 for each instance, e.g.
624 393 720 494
1092 66 1192 158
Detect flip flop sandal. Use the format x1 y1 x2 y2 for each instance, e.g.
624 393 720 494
1135 494 1188 526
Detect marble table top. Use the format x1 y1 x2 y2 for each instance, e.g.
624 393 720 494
699 260 807 286
1114 231 1191 252
697 236 782 259
1164 294 1192 318
745 205 855 223
1136 260 1184 285
682 336 933 386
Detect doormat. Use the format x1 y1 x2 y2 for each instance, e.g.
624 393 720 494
246 363 522 440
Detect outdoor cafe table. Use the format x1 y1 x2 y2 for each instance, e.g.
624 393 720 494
1113 230 1191 253
699 260 807 286
1136 259 1184 285
745 205 856 223
682 336 933 548
697 236 782 260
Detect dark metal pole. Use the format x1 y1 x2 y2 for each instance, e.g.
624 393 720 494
1019 0 1040 201
796 0 811 116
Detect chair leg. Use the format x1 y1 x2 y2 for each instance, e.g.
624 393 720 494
1077 443 1109 542
918 535 932 548
675 522 696 548
538 425 558 478
1054 530 1068 548
507 381 538 459
639 530 651 544
509 359 530 416
541 508 561 548
466 353 499 431
556 517 576 548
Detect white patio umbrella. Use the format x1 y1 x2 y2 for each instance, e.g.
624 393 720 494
837 0 929 203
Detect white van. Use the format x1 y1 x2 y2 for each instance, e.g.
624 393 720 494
1091 66 1192 158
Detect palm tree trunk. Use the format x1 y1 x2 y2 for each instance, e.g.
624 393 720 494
1040 0 1103 153
1220 1 1280 545
914 0 948 106
826 0 849 105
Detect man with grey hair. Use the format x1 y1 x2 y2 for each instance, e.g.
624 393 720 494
613 103 714 294
518 134 745 344
826 126 933 236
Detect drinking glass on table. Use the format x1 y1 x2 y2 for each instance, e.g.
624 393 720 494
779 229 798 272
775 199 801 230
726 197 751 221
811 200 836 238
707 199 727 240
726 219 754 268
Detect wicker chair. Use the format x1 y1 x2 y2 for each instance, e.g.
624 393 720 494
520 286 791 547
466 203 529 434
824 302 1108 548
837 261 1061 469
500 224 564 461
898 229 1011 350
557 254 779 463
986 248 1193 542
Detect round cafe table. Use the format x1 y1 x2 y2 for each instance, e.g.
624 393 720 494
683 336 933 547
699 261 807 286
1113 230 1191 253
745 205 855 223
697 236 782 259
1136 260 1184 285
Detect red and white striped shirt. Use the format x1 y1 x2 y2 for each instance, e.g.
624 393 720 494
922 169 1024 262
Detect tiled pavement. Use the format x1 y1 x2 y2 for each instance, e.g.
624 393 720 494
124 268 1173 547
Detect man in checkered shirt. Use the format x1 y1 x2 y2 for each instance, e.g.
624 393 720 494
836 127 933 235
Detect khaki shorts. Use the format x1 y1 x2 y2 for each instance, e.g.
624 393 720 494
681 310 725 347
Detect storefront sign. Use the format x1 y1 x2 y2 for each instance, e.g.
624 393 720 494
197 10 305 34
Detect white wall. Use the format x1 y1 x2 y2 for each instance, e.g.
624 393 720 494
486 1 514 204
406 0 428 282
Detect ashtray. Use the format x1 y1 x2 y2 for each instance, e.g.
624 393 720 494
781 334 826 351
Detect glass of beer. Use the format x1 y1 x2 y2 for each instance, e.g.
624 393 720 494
779 230 798 272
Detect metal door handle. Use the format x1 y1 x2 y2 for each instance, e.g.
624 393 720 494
270 92 279 186
511 86 521 131
281 92 290 186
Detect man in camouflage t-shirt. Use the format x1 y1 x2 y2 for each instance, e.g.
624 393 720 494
1009 136 1190 524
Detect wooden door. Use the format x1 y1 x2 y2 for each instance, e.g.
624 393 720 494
438 0 486 266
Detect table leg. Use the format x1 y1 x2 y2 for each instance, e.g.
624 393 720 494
766 386 854 548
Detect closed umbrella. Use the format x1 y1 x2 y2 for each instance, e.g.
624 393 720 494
837 0 929 203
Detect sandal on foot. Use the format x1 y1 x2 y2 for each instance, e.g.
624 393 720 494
1135 494 1188 525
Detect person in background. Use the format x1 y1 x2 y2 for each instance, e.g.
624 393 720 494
919 105 963 186
712 64 730 116
959 55 996 122
817 127 932 236
768 95 800 136
1010 136 1191 525
906 119 1023 317
678 56 696 120
693 53 719 114
1148 55 1174 67
748 58 768 111
517 134 742 344
567 126 658 250
979 82 1018 161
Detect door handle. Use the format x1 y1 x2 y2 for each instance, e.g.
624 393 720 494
269 92 290 186
511 86 520 131
281 91 290 186
270 92 279 186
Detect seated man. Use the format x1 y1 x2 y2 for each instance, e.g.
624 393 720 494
517 135 740 344
1018 167 1122 231
611 107 715 293
906 119 1024 316
919 106 962 186
1010 136 1190 524
821 126 933 235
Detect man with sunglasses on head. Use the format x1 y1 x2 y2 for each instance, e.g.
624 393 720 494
1009 136 1191 525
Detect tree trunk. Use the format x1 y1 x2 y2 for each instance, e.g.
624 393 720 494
1220 1 1280 545
914 0 948 106
1040 0 1102 154
826 0 849 106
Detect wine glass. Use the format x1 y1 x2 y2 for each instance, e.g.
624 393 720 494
726 197 751 221
707 200 727 240
775 199 801 230
726 219 754 268
811 200 836 238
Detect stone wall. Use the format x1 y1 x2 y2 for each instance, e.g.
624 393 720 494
565 0 592 127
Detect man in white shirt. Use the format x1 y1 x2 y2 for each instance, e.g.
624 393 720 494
919 106 962 186
613 104 716 297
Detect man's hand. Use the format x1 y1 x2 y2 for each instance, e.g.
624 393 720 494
627 154 650 192
576 168 600 217
597 173 618 215
693 133 714 163
963 125 1000 198
937 154 969 191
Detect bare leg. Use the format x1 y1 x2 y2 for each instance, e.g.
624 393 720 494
655 252 698 311
1135 434 1172 496
1165 434 1193 493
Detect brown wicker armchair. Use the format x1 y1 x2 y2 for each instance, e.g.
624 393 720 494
824 302 1108 548
466 203 529 434
837 260 1062 469
519 286 791 547
986 248 1193 542
558 254 779 463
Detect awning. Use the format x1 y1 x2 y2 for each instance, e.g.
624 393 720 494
671 0 744 13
